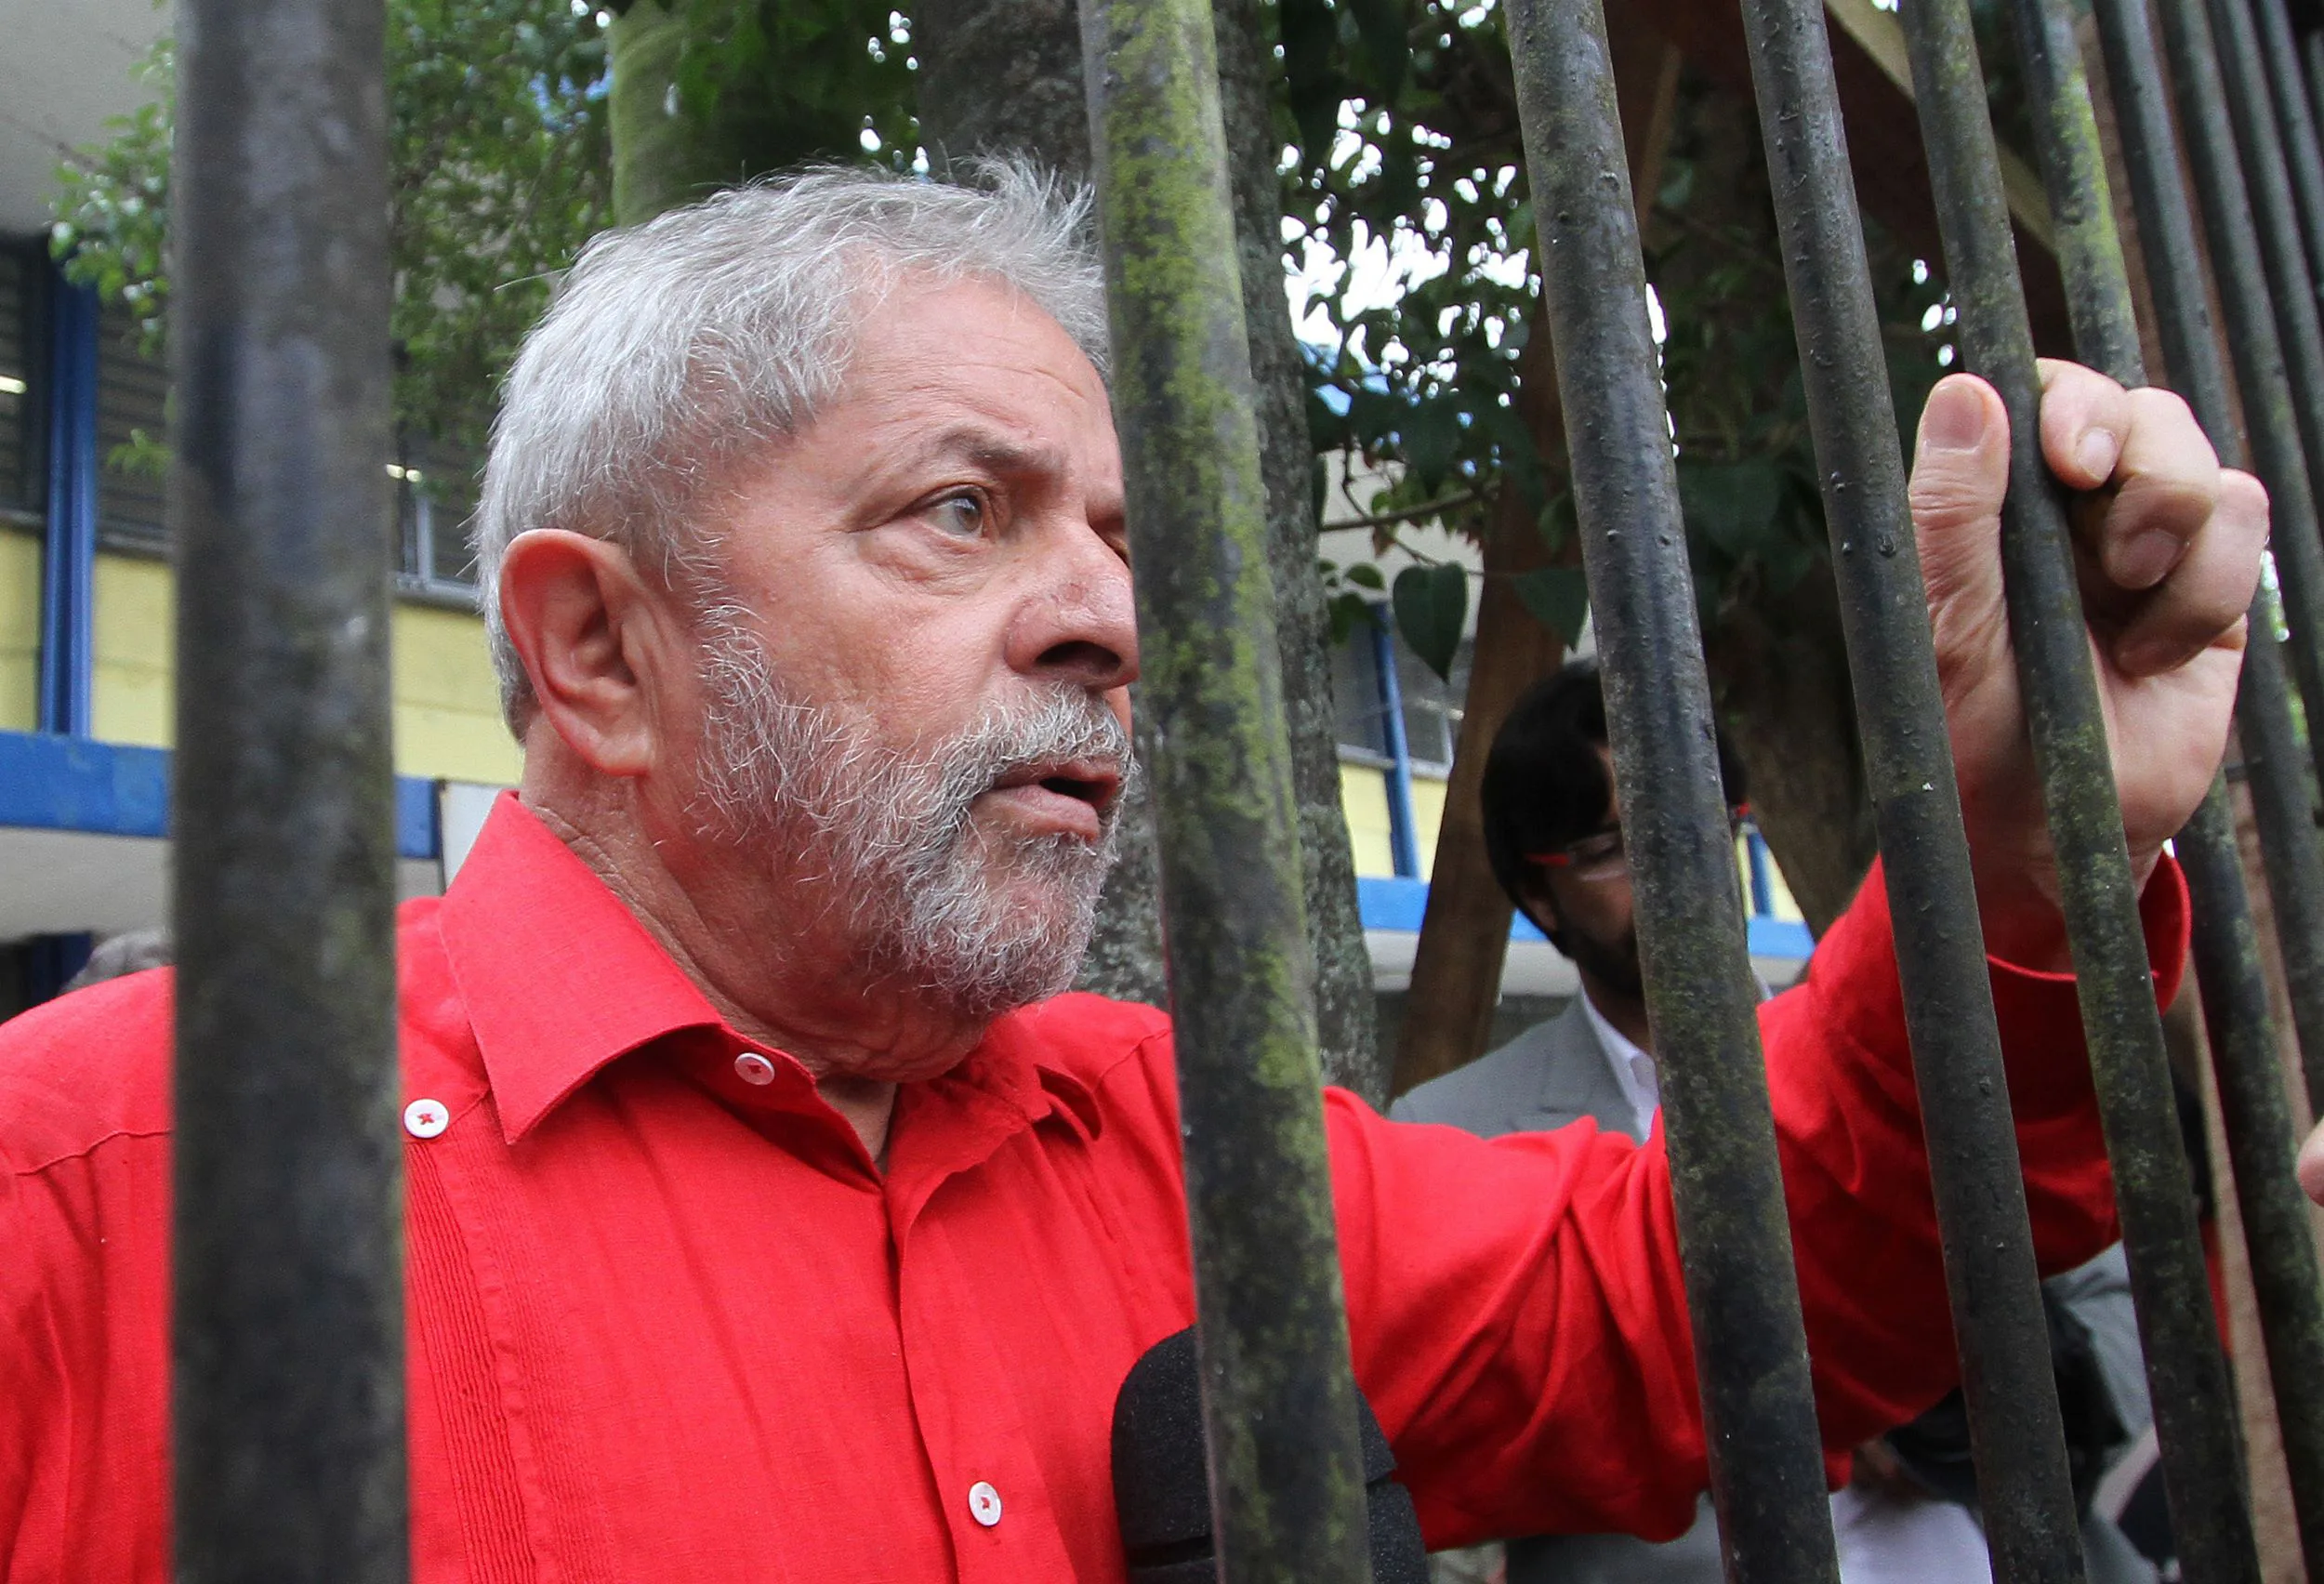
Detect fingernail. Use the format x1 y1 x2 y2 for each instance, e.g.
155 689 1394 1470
2112 526 2185 588
1921 379 1987 453
2079 429 2121 480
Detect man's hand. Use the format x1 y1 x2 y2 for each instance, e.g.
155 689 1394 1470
1907 362 2268 967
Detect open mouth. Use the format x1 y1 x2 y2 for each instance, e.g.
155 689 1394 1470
993 760 1125 820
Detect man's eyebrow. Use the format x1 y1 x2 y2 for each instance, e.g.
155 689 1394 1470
901 426 1070 481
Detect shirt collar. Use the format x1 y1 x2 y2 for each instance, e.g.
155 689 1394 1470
432 793 1103 1153
437 794 729 1142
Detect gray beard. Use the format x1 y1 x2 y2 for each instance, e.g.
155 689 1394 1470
690 615 1132 1022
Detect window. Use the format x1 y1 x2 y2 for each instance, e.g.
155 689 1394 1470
0 246 38 524
1395 636 1472 773
1332 615 1393 761
95 300 168 549
393 436 481 595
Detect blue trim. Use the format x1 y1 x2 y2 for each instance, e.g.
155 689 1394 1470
1748 916 1816 959
0 730 442 861
39 271 99 737
1356 876 1548 944
1370 611 1424 878
1356 872 1813 960
1746 827 1776 917
0 731 171 836
396 775 440 862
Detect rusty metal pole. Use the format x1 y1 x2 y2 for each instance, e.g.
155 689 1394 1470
169 0 406 1577
2138 0 2324 1110
2039 0 2324 1562
1893 0 2262 1577
1501 3 1841 1578
1727 0 2089 1576
1077 0 1374 1574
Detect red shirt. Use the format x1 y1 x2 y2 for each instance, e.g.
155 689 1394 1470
1 796 2179 1582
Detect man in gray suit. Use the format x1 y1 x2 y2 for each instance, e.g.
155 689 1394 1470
1391 662 2159 1584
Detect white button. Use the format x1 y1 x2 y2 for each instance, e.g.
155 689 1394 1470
967 1481 1002 1527
403 1099 450 1140
733 1051 777 1087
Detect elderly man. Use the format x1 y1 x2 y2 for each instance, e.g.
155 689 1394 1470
0 166 2265 1581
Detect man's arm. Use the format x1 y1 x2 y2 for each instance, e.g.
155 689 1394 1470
1336 363 2253 1550
1335 854 2183 1550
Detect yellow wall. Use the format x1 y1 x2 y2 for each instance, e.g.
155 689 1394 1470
1340 761 1396 878
0 533 36 732
390 603 523 785
0 534 521 785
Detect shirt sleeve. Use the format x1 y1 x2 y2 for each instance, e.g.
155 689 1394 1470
1333 855 2186 1551
0 984 175 1583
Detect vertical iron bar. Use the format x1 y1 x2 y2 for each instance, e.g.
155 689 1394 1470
1730 3 2088 1579
169 0 405 1577
1076 0 1374 1575
1502 4 1839 1579
1892 4 2264 1579
2194 0 2324 796
2246 0 2324 316
2010 0 2324 1563
2136 0 2324 1111
2180 782 2324 1577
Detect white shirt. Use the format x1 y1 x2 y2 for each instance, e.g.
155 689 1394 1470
1578 992 1661 1141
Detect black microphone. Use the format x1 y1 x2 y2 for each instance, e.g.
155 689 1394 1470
1112 1327 1429 1582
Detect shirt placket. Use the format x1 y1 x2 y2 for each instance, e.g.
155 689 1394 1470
889 1145 1082 1581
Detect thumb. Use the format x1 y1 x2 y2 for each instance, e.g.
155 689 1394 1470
1910 375 2013 636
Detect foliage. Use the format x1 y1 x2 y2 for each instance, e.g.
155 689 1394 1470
623 0 919 177
1280 0 1955 660
50 1 614 469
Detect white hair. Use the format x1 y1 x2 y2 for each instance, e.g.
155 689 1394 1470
473 161 1107 729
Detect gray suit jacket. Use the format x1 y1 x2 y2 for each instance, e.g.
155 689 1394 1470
1390 997 1638 1142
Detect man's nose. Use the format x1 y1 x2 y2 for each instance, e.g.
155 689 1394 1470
1014 525 1139 692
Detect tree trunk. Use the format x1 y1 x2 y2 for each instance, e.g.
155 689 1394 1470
1389 16 1681 1099
1212 0 1383 1100
916 0 1091 173
608 1 755 225
915 0 1385 1098
1704 564 1875 934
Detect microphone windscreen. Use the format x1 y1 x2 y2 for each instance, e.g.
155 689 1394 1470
1112 1327 1430 1584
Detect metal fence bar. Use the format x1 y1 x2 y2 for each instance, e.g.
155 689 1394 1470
1076 0 1374 1575
1729 3 2085 1578
1501 4 1839 1578
168 0 406 1577
2196 0 2324 796
1891 4 2263 1579
2178 787 2324 1574
2008 0 2324 1563
2246 0 2324 311
2138 0 2324 1111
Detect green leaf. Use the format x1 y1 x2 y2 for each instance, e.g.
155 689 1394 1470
1328 590 1374 648
1392 562 1467 681
1345 561 1385 591
1512 565 1591 643
1344 0 1409 100
1679 458 1785 561
1537 490 1578 554
1399 397 1462 494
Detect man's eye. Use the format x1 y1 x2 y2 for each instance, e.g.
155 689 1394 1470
930 492 987 537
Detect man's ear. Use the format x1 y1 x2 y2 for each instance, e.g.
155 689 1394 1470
497 529 682 778
1516 881 1565 955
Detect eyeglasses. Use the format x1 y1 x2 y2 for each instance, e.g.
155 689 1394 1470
1525 802 1751 885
